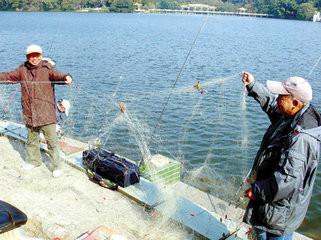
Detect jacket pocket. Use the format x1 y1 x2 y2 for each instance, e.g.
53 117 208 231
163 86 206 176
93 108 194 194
259 202 289 230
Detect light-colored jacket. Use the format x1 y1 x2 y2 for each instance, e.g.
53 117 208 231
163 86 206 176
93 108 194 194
243 81 321 235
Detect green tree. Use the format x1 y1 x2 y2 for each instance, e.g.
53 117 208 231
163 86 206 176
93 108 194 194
216 1 238 11
269 0 298 19
190 0 221 6
110 0 133 12
297 2 316 20
253 0 270 13
60 0 81 10
296 0 310 4
142 0 157 9
80 0 106 8
9 0 25 10
27 0 42 11
41 0 60 10
159 0 180 9
0 0 320 20
0 0 12 10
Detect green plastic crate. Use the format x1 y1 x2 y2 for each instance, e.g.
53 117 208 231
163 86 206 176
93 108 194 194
141 155 181 185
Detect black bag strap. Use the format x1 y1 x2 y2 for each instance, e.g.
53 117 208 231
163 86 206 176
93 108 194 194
86 169 118 190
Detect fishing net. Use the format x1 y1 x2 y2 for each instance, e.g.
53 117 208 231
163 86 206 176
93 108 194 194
67 73 254 238
0 72 254 239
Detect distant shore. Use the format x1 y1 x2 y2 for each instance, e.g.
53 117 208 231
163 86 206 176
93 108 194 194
1 0 318 21
5 9 308 21
1 7 273 18
134 8 273 18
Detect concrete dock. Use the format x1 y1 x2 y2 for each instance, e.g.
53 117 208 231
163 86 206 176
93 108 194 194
0 119 312 240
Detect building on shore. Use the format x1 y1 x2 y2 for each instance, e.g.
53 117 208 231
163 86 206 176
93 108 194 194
180 3 216 12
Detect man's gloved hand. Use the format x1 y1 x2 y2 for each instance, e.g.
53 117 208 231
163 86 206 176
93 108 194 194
65 75 73 85
242 71 254 86
119 102 126 113
245 187 256 200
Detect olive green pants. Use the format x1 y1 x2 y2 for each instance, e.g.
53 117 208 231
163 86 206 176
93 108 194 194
26 124 60 170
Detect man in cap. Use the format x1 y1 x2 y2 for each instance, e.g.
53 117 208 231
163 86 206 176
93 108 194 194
241 72 321 240
0 44 73 178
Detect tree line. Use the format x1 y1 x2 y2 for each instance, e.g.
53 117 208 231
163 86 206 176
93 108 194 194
156 0 321 20
0 0 134 12
0 0 320 20
252 0 321 20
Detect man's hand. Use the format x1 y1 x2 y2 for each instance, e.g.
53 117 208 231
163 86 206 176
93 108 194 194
245 188 256 200
243 178 251 184
119 102 126 113
65 75 73 85
242 71 254 86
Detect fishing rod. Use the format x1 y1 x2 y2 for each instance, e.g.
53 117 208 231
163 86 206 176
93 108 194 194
138 15 209 167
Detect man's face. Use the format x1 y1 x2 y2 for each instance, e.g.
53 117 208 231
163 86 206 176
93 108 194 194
276 95 295 115
27 52 42 66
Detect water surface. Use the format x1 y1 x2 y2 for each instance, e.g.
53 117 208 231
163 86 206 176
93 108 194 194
0 12 320 238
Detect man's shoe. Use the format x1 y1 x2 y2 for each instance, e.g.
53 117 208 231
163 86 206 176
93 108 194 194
22 163 36 171
52 170 63 178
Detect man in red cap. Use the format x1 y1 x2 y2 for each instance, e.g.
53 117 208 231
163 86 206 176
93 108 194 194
0 44 72 178
241 72 320 240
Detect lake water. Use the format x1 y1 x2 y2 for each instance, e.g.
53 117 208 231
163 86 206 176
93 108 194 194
0 12 320 239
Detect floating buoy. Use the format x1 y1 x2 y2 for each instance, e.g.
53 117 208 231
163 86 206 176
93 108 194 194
193 81 202 91
193 81 207 94
200 88 207 94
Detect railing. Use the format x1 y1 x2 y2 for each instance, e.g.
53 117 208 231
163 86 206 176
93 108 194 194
135 9 273 18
